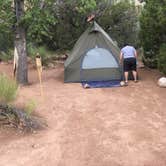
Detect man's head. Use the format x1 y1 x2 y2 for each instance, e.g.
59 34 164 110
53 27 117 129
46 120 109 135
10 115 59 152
86 14 95 23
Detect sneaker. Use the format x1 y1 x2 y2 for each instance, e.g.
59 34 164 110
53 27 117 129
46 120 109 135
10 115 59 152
134 80 138 83
84 83 90 88
124 82 128 86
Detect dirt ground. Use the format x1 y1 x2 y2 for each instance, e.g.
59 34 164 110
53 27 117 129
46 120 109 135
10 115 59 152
0 62 166 166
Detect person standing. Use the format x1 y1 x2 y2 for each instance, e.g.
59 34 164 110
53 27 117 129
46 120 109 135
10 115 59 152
120 44 138 85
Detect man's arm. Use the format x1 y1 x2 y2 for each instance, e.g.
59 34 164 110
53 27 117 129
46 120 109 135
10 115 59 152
120 52 123 64
134 50 138 58
134 48 137 58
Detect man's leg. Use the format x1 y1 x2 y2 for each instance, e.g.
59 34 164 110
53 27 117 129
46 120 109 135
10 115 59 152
132 70 137 82
123 59 129 84
124 71 129 83
131 58 138 82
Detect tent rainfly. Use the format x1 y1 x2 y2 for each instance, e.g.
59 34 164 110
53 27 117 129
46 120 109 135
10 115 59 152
64 21 122 83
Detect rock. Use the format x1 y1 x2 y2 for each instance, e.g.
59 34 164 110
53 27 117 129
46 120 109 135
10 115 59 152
158 77 166 88
31 144 39 148
120 81 125 86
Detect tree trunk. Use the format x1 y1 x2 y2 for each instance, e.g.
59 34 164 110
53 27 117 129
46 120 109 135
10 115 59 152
14 0 28 85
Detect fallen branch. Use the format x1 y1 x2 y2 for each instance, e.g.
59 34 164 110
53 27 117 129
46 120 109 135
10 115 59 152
0 104 46 132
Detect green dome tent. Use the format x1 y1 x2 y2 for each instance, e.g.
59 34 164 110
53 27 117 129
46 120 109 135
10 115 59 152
64 21 122 83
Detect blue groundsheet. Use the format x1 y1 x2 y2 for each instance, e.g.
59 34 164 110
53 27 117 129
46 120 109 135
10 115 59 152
82 80 121 88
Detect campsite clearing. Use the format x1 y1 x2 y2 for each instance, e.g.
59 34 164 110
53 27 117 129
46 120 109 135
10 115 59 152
0 62 166 166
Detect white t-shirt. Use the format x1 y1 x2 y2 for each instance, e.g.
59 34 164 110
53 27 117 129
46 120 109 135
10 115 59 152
121 45 136 59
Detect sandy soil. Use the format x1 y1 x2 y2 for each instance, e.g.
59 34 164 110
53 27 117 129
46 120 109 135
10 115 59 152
0 62 166 166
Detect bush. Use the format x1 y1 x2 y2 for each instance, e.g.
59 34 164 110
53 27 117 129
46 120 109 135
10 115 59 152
142 56 158 69
99 0 139 48
27 44 53 65
0 32 13 53
0 76 45 133
0 74 18 103
0 50 13 62
139 0 166 69
158 44 166 75
25 99 37 117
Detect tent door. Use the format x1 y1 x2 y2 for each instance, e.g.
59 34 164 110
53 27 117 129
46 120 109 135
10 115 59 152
82 48 118 69
81 48 121 81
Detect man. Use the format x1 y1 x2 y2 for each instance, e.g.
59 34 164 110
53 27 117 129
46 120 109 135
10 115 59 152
120 44 138 85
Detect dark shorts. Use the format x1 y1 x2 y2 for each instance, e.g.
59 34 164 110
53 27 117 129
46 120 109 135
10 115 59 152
124 58 136 72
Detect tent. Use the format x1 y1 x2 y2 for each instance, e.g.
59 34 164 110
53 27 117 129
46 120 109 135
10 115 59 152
64 21 122 83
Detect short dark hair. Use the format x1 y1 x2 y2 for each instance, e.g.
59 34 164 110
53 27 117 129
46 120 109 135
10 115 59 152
123 42 129 47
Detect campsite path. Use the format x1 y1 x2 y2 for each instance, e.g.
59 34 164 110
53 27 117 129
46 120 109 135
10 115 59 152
0 63 166 166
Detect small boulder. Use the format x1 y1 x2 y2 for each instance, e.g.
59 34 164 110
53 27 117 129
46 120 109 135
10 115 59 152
158 77 166 88
120 81 125 87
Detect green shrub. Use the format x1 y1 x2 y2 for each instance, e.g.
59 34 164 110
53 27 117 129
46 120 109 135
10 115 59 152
25 99 37 117
0 74 18 103
158 44 166 75
0 50 13 62
27 44 52 65
142 56 158 68
0 32 13 53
